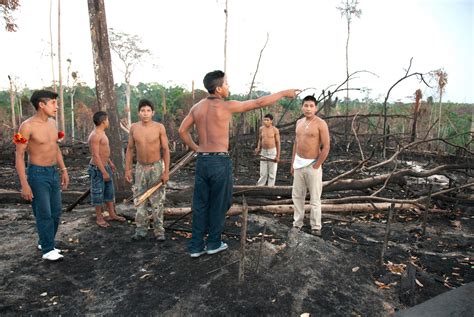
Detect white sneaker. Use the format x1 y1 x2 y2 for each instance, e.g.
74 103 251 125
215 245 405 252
42 250 64 261
38 245 62 253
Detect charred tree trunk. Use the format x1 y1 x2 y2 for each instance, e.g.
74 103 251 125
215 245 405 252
410 89 422 143
87 0 126 191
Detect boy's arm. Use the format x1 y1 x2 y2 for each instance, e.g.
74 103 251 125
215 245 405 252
274 127 281 162
255 127 262 155
15 124 32 201
159 124 171 184
56 143 69 189
125 126 135 183
291 139 297 176
178 113 199 152
312 121 330 169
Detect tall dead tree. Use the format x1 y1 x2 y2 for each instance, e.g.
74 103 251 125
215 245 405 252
49 0 57 93
88 0 126 191
66 59 79 143
337 0 361 139
381 58 430 158
7 75 16 131
410 89 422 142
223 0 229 73
57 0 65 132
232 33 269 168
435 69 448 140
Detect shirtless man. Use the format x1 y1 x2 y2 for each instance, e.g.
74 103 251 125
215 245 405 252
125 99 170 241
87 111 126 228
179 70 298 257
291 95 330 236
14 90 69 261
255 113 280 186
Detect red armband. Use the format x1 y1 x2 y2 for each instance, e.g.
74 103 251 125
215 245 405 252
13 133 28 144
58 131 65 141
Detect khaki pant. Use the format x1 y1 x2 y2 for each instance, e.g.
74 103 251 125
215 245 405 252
292 165 322 230
133 160 166 236
256 148 278 186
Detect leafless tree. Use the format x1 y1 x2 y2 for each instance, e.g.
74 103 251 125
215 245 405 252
109 28 150 128
337 0 361 137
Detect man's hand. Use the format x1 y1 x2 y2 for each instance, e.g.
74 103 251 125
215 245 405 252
312 163 321 170
254 148 260 155
290 166 294 176
21 184 33 201
161 171 169 184
274 157 280 163
125 170 133 183
103 171 111 182
285 89 301 99
61 171 70 190
109 162 116 173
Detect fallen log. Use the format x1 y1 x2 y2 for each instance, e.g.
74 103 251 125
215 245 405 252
163 202 419 216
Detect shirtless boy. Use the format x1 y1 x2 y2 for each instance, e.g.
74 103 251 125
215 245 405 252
291 95 330 236
15 90 69 261
87 111 125 228
255 113 280 186
179 70 298 257
125 99 170 241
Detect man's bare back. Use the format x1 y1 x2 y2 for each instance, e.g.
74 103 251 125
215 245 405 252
129 121 166 164
88 130 111 166
189 98 233 152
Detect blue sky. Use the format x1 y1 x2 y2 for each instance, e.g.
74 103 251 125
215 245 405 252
1 0 473 103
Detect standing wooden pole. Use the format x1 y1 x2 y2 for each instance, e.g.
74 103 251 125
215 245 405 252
238 195 249 284
380 202 395 265
255 222 267 274
422 184 433 236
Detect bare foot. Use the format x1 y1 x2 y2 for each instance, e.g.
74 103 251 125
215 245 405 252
105 214 126 222
96 218 110 228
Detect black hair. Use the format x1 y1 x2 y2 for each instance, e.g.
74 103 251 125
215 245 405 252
203 70 225 94
30 90 58 110
302 95 317 105
264 114 273 120
138 99 154 111
93 111 108 126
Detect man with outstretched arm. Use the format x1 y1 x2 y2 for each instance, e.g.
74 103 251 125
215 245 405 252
14 90 69 261
179 69 298 257
291 95 330 236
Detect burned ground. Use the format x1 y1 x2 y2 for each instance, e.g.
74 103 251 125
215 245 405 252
0 140 472 316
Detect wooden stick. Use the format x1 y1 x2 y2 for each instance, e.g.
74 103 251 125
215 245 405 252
255 222 267 274
422 184 433 236
133 151 196 207
65 188 90 212
238 195 249 284
380 202 395 265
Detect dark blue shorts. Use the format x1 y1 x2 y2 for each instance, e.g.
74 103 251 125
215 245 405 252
88 164 115 206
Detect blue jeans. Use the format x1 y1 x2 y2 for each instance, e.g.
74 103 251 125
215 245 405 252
88 164 115 206
27 164 62 254
188 155 233 253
